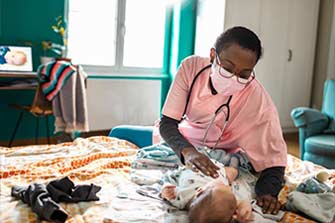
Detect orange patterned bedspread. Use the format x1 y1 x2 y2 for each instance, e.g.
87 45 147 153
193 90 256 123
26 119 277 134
0 137 333 223
0 136 139 223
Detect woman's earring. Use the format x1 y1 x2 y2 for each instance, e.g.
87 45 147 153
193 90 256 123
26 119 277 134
209 48 216 63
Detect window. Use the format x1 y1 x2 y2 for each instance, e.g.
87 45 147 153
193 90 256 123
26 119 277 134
67 0 169 74
67 0 117 67
194 0 225 57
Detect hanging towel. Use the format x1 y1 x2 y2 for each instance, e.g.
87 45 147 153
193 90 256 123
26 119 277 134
51 65 89 133
37 60 89 133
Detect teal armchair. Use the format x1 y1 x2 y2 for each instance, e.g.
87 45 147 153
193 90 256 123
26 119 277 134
291 79 335 169
109 125 153 148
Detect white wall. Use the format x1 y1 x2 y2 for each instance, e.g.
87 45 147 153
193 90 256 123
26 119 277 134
327 1 335 80
311 0 334 109
224 0 261 34
86 79 161 131
224 0 319 132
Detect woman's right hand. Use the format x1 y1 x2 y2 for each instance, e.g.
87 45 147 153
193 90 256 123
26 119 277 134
181 147 220 178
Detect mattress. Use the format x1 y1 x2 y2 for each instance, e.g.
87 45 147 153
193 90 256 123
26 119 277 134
0 136 333 223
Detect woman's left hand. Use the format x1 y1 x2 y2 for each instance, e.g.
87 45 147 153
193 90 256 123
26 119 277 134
256 194 281 214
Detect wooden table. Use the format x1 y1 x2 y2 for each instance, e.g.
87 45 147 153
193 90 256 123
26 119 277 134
0 71 37 90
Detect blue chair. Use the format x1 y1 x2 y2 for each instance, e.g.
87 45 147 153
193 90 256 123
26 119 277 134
109 125 153 148
291 79 335 169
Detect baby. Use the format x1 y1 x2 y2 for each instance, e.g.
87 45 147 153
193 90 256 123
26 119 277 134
161 160 253 223
0 46 27 66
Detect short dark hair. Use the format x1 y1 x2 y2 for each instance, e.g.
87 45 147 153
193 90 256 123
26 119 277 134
214 26 262 62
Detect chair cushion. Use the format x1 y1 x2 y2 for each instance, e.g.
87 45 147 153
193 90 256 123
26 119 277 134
324 119 335 134
305 135 335 155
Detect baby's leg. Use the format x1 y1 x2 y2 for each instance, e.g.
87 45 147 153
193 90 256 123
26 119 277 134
229 154 240 169
225 166 239 184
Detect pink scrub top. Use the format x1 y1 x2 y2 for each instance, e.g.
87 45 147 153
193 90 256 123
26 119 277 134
155 55 287 172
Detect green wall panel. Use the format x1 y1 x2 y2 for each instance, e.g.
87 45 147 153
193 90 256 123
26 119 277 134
168 0 196 77
0 0 64 142
0 90 55 143
177 0 196 66
0 0 65 70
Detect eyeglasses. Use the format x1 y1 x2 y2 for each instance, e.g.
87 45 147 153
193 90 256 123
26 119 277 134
215 53 255 85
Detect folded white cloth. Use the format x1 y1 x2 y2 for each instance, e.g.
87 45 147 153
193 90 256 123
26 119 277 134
130 169 164 185
285 191 335 223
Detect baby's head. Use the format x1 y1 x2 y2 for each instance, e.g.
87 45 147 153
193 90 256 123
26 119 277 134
5 50 27 65
189 180 237 223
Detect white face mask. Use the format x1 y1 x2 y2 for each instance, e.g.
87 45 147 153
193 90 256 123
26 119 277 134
210 63 245 96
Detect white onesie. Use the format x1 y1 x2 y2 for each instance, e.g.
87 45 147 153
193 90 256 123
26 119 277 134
163 160 229 209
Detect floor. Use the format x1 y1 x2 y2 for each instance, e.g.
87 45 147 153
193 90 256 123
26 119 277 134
283 132 300 158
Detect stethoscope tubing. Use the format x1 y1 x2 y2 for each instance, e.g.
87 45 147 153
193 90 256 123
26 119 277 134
182 64 233 150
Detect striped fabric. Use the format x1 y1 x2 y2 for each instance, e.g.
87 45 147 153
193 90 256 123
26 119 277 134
37 60 77 101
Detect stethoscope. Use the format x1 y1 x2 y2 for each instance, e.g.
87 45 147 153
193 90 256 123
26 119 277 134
182 64 232 150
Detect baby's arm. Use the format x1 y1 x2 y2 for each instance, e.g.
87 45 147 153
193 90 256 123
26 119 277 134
161 183 194 210
235 200 253 223
161 183 177 200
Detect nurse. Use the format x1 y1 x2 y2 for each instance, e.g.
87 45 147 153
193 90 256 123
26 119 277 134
158 26 287 214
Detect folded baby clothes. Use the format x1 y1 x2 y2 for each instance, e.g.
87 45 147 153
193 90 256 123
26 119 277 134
296 177 332 193
137 143 180 163
285 191 335 223
132 143 181 170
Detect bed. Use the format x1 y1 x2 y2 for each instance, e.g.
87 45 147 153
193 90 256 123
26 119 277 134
0 133 334 223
